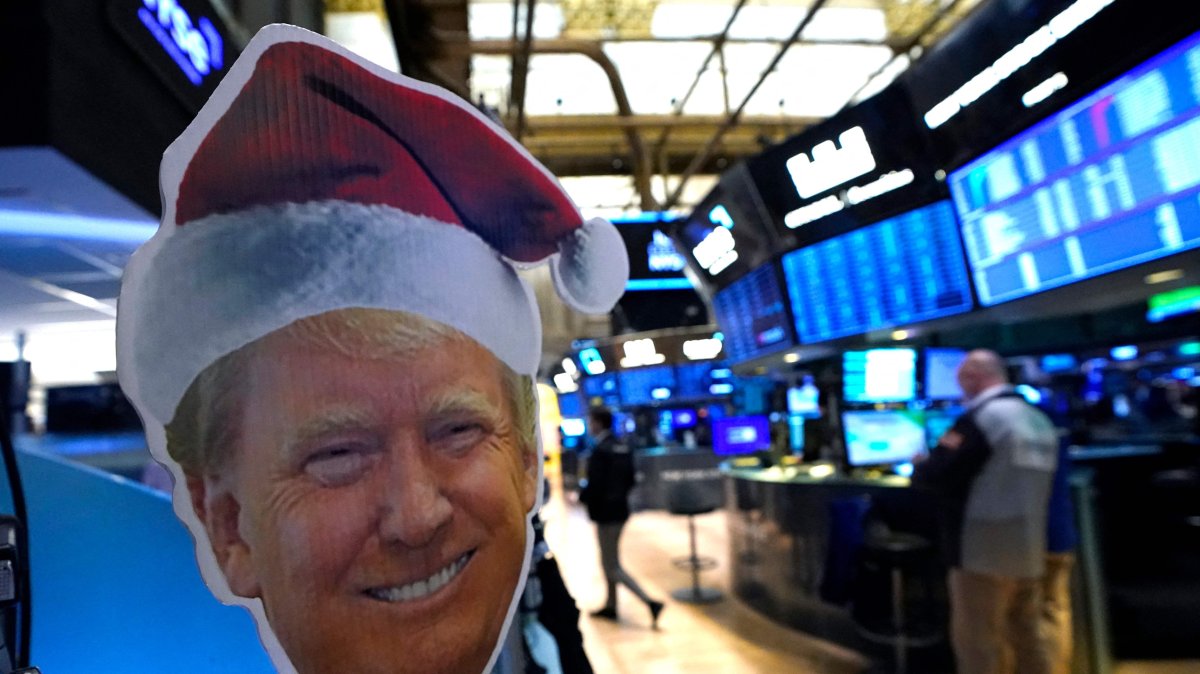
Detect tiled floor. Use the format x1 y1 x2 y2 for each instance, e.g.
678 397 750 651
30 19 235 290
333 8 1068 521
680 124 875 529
540 475 1200 674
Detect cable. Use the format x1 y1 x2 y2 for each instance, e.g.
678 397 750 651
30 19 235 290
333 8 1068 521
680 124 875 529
0 414 30 668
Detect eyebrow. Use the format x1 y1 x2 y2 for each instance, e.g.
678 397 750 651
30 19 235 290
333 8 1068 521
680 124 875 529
284 407 377 458
424 388 504 425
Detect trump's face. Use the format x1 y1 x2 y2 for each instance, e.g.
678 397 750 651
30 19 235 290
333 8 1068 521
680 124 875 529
202 326 537 673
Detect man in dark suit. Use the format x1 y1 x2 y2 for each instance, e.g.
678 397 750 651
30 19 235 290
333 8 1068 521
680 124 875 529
581 408 664 628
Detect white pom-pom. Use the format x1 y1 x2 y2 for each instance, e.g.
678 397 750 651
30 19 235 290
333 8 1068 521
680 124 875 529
551 217 629 314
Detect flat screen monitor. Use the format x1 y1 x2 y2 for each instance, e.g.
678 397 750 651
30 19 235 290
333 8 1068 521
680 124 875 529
746 82 945 250
617 365 677 406
787 376 821 417
674 361 715 400
949 28 1200 306
781 200 974 344
670 408 698 430
712 263 796 364
560 418 587 438
582 373 620 407
843 409 927 467
844 348 917 403
673 164 778 289
557 392 585 418
613 215 693 292
712 415 772 456
923 407 964 449
925 348 967 401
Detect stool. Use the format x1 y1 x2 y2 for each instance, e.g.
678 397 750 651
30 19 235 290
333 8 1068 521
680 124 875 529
666 480 723 604
854 532 942 674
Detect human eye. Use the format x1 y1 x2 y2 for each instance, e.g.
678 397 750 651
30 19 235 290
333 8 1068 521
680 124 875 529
427 416 490 455
302 442 380 487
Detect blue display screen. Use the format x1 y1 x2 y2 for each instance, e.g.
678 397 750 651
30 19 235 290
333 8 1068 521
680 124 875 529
712 415 772 455
843 348 917 404
843 409 927 467
781 200 973 343
712 263 796 364
557 392 585 418
617 365 678 406
925 347 967 401
674 362 715 400
582 373 620 407
949 28 1200 306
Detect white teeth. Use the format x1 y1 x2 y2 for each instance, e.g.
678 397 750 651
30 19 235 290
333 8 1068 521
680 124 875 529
366 553 471 603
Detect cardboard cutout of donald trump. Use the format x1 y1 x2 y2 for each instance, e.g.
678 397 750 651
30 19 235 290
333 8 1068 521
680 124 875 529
117 24 627 674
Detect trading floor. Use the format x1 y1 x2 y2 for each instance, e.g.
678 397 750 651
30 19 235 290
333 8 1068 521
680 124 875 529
540 471 1199 674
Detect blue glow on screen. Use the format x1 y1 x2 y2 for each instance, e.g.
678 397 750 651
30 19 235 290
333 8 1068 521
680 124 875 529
781 200 973 343
617 366 677 406
712 264 795 364
949 28 1200 306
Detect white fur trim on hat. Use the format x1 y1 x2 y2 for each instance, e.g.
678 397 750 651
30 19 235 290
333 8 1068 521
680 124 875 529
117 200 541 426
550 217 629 315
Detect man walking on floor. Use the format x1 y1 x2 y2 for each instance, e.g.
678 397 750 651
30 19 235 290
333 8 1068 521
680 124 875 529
581 407 665 629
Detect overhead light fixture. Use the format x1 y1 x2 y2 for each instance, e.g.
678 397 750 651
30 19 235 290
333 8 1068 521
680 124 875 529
783 353 801 364
892 329 909 341
1145 269 1185 284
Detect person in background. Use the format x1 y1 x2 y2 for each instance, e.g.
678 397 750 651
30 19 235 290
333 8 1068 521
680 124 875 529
912 349 1058 674
580 407 664 628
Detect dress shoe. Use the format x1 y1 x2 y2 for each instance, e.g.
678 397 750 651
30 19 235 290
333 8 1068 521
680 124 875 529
590 606 618 621
649 600 664 629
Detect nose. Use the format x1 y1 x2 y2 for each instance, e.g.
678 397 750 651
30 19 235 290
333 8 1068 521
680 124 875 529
377 438 453 548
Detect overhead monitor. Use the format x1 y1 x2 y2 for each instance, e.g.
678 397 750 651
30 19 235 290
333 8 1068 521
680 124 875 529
582 372 620 407
613 214 693 292
673 164 778 289
746 82 944 249
712 415 772 456
843 409 928 467
925 348 967 401
843 348 917 404
617 365 677 406
781 200 974 344
949 27 1200 306
712 262 797 364
674 361 716 400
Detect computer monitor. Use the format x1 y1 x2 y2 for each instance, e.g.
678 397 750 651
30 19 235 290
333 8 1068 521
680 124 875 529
843 348 918 403
842 409 927 467
670 408 698 429
712 415 772 456
560 418 587 438
924 348 966 401
923 407 963 449
787 375 821 417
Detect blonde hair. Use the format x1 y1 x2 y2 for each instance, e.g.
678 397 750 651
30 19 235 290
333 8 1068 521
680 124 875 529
165 308 537 475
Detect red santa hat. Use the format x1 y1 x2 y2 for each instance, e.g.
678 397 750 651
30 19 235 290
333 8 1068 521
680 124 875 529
117 25 628 427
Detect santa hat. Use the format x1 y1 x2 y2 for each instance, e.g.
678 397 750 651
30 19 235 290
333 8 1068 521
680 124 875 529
117 25 628 428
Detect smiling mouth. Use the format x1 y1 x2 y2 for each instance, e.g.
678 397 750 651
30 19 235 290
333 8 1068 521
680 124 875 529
363 551 475 603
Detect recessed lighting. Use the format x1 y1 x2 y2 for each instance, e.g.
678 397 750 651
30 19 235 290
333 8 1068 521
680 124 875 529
1145 269 1185 284
892 330 909 341
783 353 801 363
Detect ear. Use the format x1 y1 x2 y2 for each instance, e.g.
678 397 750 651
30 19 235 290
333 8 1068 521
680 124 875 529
186 472 261 599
